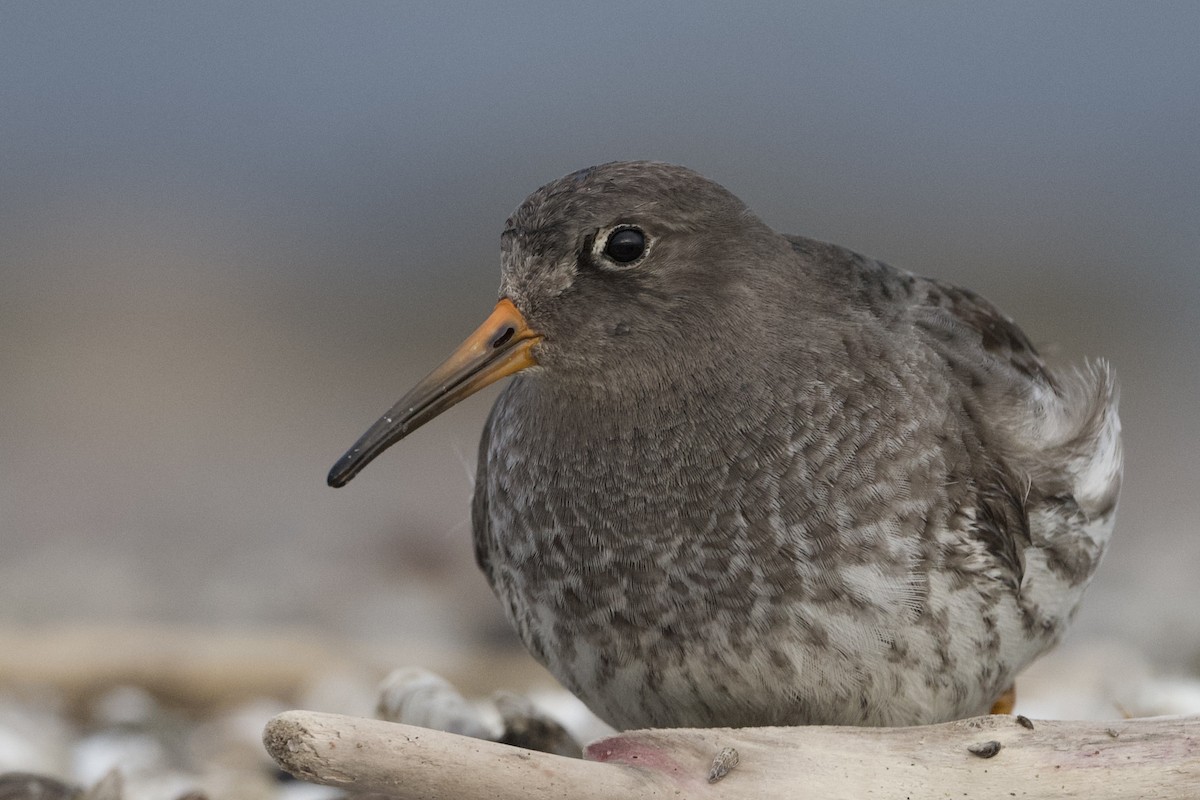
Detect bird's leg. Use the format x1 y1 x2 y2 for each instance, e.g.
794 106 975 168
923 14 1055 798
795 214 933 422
989 684 1017 715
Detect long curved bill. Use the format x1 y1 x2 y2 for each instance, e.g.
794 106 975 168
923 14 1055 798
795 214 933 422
327 298 541 488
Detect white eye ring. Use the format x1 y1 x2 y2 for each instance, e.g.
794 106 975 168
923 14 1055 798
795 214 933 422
595 225 650 267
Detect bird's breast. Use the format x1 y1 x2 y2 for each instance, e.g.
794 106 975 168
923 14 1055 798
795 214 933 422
482 377 743 575
475 368 939 637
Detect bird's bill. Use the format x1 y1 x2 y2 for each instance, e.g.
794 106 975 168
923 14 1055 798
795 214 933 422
327 298 541 488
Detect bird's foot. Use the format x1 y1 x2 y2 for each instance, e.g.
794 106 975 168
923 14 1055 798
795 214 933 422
989 684 1017 715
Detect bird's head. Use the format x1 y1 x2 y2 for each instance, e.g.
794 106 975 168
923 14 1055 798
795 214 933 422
328 161 787 487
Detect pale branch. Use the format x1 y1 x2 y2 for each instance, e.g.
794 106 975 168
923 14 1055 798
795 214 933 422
263 709 1199 799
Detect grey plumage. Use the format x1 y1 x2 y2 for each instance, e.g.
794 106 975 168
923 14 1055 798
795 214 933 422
335 161 1122 730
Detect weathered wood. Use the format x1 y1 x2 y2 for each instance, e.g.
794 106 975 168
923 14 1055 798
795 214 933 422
264 710 644 799
263 709 1200 799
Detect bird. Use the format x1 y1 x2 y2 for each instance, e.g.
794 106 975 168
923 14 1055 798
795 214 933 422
328 161 1122 730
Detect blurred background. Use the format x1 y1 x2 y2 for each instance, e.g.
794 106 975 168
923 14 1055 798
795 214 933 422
2 2 1198 684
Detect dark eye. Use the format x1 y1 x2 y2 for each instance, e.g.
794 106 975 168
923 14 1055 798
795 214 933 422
603 227 646 263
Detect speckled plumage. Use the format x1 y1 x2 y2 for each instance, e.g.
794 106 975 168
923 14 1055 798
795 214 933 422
466 162 1121 730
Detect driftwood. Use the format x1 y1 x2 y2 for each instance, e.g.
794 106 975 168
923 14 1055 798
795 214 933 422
264 709 1200 799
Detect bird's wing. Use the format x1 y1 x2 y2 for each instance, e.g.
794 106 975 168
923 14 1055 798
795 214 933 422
787 236 1061 588
788 235 1054 389
897 262 1121 606
791 236 1120 595
906 278 1056 390
875 261 1048 588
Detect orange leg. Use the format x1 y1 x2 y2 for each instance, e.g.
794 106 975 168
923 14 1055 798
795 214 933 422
989 684 1017 715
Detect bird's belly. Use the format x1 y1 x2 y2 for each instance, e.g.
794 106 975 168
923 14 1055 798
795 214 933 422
486 514 1031 729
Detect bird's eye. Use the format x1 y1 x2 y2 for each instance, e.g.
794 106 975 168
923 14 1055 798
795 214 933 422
603 227 646 264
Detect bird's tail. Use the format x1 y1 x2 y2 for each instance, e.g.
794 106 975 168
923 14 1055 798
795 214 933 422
1019 360 1123 522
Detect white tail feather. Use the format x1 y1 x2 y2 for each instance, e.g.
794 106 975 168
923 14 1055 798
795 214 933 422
1018 360 1122 519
